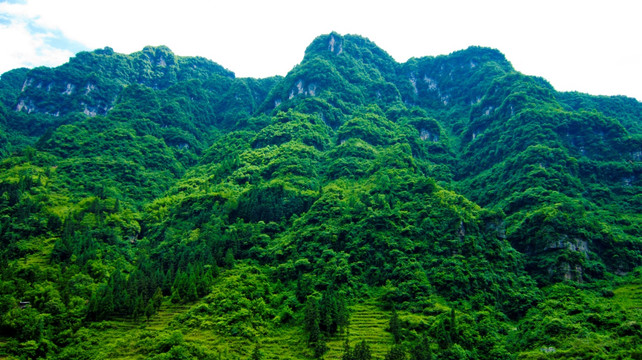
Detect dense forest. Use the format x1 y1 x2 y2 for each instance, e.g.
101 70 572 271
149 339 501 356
0 32 641 359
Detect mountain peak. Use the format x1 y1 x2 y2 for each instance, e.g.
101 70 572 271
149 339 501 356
304 32 342 56
303 32 394 62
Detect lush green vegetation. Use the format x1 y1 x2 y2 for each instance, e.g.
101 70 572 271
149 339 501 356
0 32 641 359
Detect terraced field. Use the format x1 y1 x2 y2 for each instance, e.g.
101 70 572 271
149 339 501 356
71 299 396 359
83 301 312 359
325 302 394 359
89 303 196 359
0 297 395 359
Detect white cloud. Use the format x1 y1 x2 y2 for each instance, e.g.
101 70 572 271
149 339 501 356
0 16 74 72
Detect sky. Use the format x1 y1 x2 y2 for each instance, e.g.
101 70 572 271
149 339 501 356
1 0 640 101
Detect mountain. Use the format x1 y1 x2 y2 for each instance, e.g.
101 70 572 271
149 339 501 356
0 32 641 359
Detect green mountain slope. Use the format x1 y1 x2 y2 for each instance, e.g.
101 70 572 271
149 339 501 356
0 32 640 359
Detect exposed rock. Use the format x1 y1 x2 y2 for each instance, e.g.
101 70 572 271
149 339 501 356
62 83 75 95
16 99 36 113
296 79 304 94
420 129 439 142
288 79 318 100
472 127 485 141
85 83 96 95
82 103 97 117
424 76 438 91
328 34 343 55
544 238 588 257
409 74 418 95
21 78 33 92
553 262 584 282
458 221 466 241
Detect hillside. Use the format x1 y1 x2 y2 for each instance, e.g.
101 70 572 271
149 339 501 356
0 32 641 359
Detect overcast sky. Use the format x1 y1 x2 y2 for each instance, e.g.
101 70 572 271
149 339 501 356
1 0 640 101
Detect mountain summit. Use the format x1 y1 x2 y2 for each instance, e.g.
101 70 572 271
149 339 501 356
0 33 641 359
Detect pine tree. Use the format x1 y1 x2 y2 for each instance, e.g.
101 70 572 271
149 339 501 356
144 301 154 322
449 307 457 344
342 334 354 360
99 287 115 320
296 275 310 303
313 337 328 359
186 273 198 301
435 316 452 350
224 248 235 268
309 318 321 345
384 346 406 360
409 335 433 360
353 340 371 360
336 292 349 334
151 287 163 311
132 295 144 321
304 296 320 336
170 287 182 304
87 291 100 321
389 307 401 344
162 268 174 295
320 289 338 334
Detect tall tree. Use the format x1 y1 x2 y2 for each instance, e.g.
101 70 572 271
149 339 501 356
409 335 433 360
384 346 406 360
353 340 372 360
389 307 401 344
342 335 354 360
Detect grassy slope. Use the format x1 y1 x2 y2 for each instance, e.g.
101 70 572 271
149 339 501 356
75 299 395 359
515 282 642 359
325 301 394 360
79 301 311 360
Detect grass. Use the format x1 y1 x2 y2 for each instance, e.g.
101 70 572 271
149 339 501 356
18 236 54 267
97 302 206 359
79 300 312 359
325 300 394 359
0 337 18 360
78 297 396 359
612 283 642 312
180 325 310 360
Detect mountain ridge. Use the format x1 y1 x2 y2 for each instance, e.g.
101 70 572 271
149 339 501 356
0 33 641 359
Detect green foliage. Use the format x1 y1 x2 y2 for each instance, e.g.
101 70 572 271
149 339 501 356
384 345 406 360
389 307 401 344
353 340 372 360
0 32 641 360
